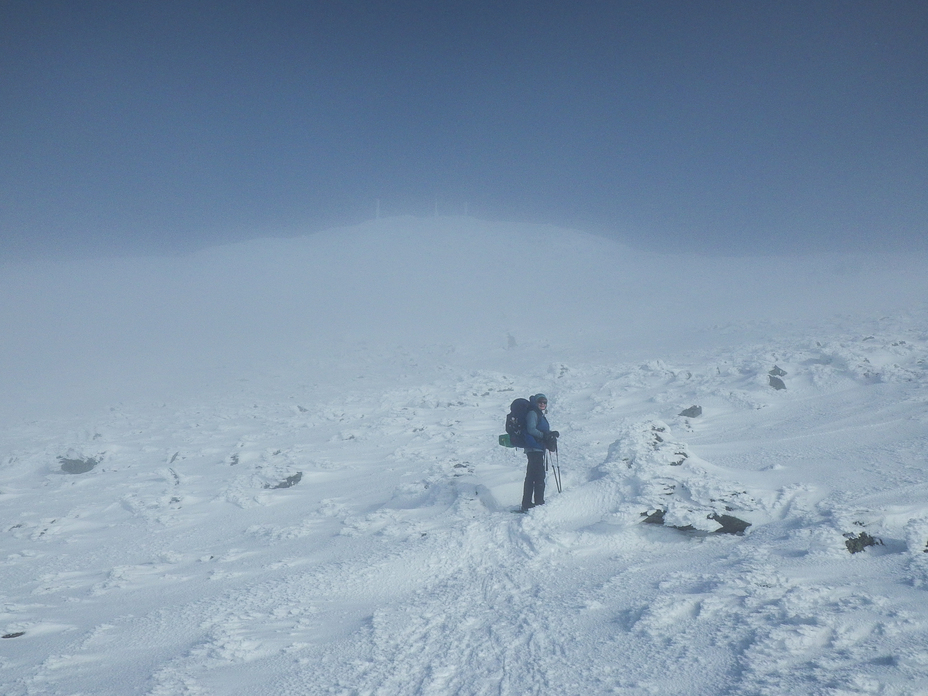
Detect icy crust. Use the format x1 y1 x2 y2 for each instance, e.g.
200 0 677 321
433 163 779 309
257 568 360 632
3 317 928 693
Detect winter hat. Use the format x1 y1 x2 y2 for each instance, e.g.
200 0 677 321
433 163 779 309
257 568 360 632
533 393 548 403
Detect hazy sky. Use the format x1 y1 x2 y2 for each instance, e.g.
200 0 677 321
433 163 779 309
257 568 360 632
2 1 926 259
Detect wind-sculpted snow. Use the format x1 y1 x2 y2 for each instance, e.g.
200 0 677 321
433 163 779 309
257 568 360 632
2 319 928 694
591 418 758 534
2 220 928 694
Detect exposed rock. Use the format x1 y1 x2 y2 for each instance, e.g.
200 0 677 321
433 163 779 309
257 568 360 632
267 472 302 489
768 375 787 390
678 405 702 418
2 632 25 639
58 456 99 474
768 365 787 377
650 425 665 448
708 513 751 535
642 509 666 525
844 531 882 554
640 509 696 532
642 509 750 536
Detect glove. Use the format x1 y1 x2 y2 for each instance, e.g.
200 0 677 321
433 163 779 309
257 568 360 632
550 431 559 438
544 431 559 451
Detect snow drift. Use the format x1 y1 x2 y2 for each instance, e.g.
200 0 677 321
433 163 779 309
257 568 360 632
2 217 928 695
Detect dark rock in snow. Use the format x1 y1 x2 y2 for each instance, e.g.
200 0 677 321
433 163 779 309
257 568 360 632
58 456 98 474
844 531 883 554
642 509 666 525
708 513 751 535
2 632 25 639
679 405 702 418
267 472 302 489
769 365 787 377
642 509 751 535
640 509 696 532
768 375 787 390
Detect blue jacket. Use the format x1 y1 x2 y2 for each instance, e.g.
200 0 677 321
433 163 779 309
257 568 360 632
523 396 550 452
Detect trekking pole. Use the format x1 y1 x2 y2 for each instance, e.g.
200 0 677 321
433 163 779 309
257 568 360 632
550 447 562 494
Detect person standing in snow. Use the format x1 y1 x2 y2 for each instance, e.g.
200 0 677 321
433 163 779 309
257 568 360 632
521 394 558 512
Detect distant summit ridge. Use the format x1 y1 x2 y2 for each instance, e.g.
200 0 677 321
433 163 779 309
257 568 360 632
1 216 926 422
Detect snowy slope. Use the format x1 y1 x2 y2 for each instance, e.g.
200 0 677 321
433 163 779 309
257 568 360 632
2 218 928 695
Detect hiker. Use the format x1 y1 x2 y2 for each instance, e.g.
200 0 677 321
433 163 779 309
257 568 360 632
521 394 558 512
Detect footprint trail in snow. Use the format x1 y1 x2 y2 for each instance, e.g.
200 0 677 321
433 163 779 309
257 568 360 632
3 318 928 694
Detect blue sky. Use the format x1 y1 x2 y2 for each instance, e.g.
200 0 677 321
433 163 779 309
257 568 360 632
1 1 926 258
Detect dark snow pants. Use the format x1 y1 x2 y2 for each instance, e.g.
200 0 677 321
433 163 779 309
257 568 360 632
521 451 546 509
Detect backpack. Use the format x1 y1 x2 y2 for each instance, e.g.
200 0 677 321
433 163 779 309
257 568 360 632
499 398 533 448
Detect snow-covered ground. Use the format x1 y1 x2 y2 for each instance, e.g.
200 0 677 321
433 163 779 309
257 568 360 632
2 218 928 695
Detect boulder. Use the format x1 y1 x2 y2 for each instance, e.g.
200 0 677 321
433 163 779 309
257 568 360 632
768 375 786 390
640 509 696 532
267 472 302 489
844 531 882 554
58 456 98 474
642 509 666 525
678 405 702 418
708 513 751 535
